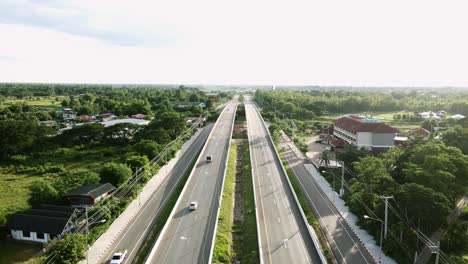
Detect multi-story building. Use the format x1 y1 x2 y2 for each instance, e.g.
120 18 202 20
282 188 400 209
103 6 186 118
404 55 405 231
332 115 398 150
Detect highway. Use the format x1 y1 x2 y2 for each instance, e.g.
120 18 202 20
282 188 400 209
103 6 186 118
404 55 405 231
98 123 214 263
280 134 377 264
146 101 237 264
245 101 323 264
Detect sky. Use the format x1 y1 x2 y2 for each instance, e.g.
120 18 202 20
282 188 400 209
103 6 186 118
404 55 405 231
1 0 468 86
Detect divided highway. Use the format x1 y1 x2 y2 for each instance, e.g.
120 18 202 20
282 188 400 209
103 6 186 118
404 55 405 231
145 102 238 264
245 101 323 264
281 137 376 264
99 123 214 263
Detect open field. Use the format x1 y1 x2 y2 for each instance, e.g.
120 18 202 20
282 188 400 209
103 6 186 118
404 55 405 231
0 239 43 264
0 145 126 223
1 96 66 109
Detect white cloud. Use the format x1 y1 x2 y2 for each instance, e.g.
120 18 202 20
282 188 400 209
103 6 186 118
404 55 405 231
1 0 468 86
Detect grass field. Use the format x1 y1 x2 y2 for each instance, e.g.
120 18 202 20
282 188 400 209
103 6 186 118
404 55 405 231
0 145 125 225
212 143 237 263
2 96 66 109
0 240 43 264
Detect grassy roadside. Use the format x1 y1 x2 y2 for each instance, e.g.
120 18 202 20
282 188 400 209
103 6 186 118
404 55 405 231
133 154 199 264
212 143 237 263
212 141 259 264
279 151 335 263
235 142 259 263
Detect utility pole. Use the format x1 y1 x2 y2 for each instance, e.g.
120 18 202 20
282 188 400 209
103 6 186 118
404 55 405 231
380 195 394 239
85 205 89 264
340 161 345 196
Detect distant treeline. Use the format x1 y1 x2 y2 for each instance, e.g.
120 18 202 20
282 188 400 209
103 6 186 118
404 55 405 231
255 89 468 118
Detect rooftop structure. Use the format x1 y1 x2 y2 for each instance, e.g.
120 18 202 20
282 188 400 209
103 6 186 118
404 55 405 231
333 115 398 150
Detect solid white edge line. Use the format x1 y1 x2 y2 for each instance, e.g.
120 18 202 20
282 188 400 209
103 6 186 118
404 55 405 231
253 103 328 264
144 103 232 264
207 102 238 263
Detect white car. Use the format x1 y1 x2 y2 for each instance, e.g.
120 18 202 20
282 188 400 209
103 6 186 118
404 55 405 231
110 249 127 264
189 201 198 210
206 155 212 163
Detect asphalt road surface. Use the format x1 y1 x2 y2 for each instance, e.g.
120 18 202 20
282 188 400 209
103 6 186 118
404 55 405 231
99 124 214 264
281 136 377 264
146 102 237 264
245 101 323 264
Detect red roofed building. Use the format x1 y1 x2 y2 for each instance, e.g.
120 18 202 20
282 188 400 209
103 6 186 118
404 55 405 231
408 128 431 139
333 115 399 150
78 115 93 122
132 113 146 119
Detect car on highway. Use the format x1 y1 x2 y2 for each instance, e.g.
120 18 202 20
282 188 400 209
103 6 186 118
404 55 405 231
110 249 127 264
206 155 212 163
189 201 198 210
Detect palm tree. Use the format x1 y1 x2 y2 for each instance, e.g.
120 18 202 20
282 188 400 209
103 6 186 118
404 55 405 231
319 150 332 168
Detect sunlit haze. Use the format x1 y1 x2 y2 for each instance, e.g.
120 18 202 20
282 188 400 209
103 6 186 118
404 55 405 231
1 0 468 86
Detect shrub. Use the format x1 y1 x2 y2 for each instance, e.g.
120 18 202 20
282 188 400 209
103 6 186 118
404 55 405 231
99 163 132 187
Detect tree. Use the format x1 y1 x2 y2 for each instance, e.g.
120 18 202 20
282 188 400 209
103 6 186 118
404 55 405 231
353 156 396 194
56 123 104 147
319 150 333 168
29 182 59 206
125 155 149 172
336 144 370 169
395 183 451 233
49 234 86 264
0 120 53 159
103 123 140 145
132 140 161 158
442 126 468 154
99 163 132 186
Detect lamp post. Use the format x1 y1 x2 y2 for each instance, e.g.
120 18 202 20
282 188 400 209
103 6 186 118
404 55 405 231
321 170 336 205
364 215 384 264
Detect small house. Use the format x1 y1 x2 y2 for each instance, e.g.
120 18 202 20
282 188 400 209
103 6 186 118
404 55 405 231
62 108 76 121
98 113 117 122
408 128 431 139
63 183 116 207
7 205 77 243
78 115 93 122
132 113 146 119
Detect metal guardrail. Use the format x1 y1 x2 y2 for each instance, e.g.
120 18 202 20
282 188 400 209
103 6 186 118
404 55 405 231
253 104 328 264
208 102 238 263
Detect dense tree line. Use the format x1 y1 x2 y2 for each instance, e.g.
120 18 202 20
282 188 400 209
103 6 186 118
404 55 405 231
255 89 468 117
322 140 468 262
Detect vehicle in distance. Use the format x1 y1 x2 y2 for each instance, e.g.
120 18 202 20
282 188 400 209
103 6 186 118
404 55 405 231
189 201 198 210
206 155 212 163
110 249 127 264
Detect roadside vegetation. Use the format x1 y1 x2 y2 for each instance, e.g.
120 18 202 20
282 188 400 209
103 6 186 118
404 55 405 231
0 84 231 263
278 150 335 263
212 143 237 263
258 88 468 262
213 102 259 264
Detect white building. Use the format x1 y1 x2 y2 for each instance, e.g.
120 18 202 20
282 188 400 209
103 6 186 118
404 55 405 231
333 115 398 150
7 205 77 243
450 114 466 120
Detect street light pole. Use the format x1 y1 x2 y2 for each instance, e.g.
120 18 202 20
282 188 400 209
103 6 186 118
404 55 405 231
340 161 345 196
364 215 384 264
